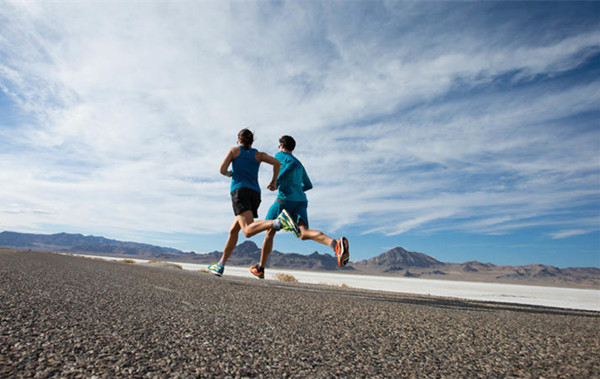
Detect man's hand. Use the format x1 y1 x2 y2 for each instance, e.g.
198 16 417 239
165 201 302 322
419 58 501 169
267 181 277 191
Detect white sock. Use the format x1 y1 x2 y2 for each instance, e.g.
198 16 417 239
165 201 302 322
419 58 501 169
272 219 282 231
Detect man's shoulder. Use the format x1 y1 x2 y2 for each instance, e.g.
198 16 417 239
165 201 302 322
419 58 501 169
276 151 293 161
230 146 241 158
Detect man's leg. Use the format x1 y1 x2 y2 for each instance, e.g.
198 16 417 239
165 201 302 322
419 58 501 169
260 228 276 268
250 228 275 279
209 218 241 276
298 222 333 246
250 201 285 278
240 217 275 238
221 218 241 265
298 221 349 268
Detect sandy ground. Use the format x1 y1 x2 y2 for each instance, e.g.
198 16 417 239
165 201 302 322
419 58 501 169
73 253 600 311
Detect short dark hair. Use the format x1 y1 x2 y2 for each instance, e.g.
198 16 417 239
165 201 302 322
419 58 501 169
238 128 254 149
279 135 296 151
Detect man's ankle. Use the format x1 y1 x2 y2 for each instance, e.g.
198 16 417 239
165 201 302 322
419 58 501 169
272 219 282 231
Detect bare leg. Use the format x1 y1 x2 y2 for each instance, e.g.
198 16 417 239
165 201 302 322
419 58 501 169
220 219 241 265
234 210 275 239
222 211 276 266
241 219 274 238
298 221 334 247
260 228 277 268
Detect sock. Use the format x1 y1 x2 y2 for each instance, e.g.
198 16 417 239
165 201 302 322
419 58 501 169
257 265 264 273
330 239 337 250
217 261 224 267
272 219 282 231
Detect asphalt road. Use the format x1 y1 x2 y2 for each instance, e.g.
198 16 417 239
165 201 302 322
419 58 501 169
1 250 599 378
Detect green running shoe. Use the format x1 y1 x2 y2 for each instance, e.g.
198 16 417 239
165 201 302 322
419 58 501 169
278 209 301 238
208 263 224 277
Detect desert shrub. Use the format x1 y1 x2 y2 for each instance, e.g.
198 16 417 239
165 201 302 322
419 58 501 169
276 273 298 283
121 259 136 264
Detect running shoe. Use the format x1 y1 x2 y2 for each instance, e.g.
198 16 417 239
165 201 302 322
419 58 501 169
278 209 301 238
334 237 350 268
208 263 224 277
250 265 265 279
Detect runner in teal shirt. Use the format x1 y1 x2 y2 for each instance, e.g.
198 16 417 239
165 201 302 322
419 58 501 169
274 151 312 202
250 135 350 279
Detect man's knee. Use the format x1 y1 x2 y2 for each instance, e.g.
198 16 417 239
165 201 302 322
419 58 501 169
242 227 253 239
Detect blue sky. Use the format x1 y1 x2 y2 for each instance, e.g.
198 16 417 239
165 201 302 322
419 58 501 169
0 1 599 268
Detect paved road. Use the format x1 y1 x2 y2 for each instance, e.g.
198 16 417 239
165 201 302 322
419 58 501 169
1 250 599 378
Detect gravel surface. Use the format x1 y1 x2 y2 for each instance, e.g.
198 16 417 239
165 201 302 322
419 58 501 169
1 250 599 378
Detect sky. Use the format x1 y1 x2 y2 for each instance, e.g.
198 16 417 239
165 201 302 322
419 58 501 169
0 1 599 268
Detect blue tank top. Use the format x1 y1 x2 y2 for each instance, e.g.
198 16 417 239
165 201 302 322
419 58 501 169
230 146 261 194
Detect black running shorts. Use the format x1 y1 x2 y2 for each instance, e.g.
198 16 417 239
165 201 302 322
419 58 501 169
231 187 261 218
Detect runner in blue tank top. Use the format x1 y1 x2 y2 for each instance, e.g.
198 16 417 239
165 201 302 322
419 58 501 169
230 145 261 194
249 135 350 279
208 129 300 277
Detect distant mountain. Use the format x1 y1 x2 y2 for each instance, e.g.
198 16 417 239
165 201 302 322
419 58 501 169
353 247 443 272
2 231 598 288
351 246 600 288
0 232 347 271
0 231 184 258
190 241 261 265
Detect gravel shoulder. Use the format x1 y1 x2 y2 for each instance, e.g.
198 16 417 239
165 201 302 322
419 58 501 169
1 249 599 378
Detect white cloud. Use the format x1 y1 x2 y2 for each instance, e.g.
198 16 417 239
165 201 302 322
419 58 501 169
550 230 593 240
0 1 598 250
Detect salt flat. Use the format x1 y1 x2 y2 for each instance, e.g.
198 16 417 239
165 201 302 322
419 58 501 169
72 254 600 312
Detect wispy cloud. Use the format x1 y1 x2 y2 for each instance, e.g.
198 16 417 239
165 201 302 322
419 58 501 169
0 1 598 259
550 230 593 240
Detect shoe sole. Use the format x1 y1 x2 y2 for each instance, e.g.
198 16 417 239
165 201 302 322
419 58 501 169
281 209 301 238
338 237 350 268
208 269 223 277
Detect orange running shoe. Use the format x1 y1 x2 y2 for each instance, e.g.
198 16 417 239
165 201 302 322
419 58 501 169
334 237 349 268
250 265 265 279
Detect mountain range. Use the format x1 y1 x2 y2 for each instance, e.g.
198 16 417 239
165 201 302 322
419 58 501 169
1 231 598 289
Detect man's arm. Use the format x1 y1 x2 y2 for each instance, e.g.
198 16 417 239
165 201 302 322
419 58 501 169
257 152 281 191
219 147 238 177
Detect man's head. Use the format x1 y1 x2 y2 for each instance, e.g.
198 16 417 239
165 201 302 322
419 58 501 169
237 128 254 149
279 135 296 152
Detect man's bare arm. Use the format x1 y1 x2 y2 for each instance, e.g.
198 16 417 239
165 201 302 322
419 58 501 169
257 152 280 191
219 147 238 177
